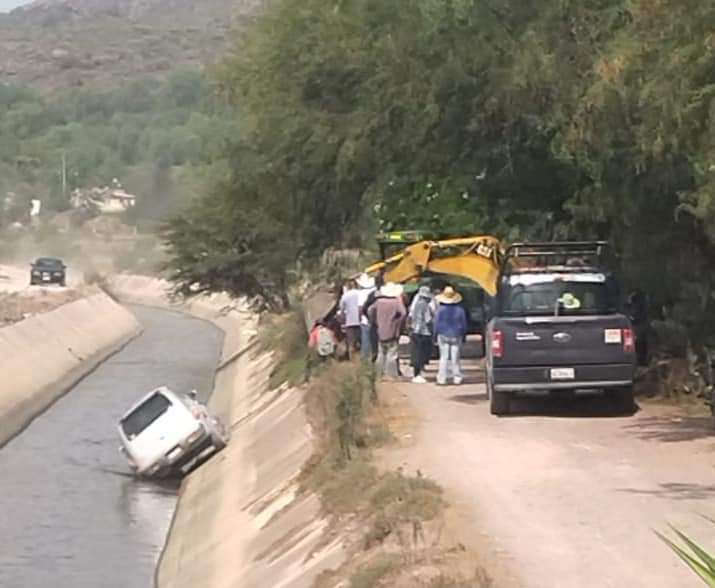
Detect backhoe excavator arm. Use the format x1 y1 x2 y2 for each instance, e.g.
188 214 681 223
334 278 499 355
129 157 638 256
364 236 502 296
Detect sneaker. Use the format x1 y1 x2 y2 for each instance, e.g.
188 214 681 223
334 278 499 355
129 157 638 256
453 378 463 385
411 375 427 384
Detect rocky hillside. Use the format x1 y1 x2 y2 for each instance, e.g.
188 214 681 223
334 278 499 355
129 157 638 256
0 0 263 90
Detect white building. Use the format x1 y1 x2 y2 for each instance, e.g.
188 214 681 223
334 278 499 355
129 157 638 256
70 186 137 214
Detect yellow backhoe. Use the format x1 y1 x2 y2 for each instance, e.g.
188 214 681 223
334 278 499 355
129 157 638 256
364 235 503 296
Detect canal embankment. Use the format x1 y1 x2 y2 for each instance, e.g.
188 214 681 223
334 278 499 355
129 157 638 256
107 274 345 588
0 304 223 588
0 290 141 448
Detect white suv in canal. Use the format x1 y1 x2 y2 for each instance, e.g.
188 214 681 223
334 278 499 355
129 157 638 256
118 387 229 478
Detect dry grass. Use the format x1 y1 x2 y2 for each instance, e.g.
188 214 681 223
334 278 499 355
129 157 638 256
259 309 310 389
298 355 452 587
264 310 487 587
426 572 494 588
348 555 400 588
0 287 90 326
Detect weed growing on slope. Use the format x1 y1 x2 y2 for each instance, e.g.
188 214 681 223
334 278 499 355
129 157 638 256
349 555 400 588
259 308 309 389
299 354 446 584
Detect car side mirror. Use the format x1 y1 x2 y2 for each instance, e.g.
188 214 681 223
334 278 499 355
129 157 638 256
188 390 198 400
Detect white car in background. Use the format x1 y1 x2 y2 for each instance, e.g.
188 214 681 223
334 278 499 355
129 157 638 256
118 386 229 478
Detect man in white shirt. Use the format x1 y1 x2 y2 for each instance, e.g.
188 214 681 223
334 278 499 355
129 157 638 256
356 273 376 360
339 279 362 358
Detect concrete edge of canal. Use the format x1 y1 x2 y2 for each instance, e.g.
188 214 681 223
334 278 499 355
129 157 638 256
107 274 345 588
0 291 142 448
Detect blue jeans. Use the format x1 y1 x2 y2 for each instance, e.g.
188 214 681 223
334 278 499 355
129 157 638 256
376 340 400 378
437 335 463 385
360 324 372 360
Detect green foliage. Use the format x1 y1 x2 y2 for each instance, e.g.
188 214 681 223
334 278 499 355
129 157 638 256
161 0 715 327
658 523 715 587
259 310 310 388
0 69 236 222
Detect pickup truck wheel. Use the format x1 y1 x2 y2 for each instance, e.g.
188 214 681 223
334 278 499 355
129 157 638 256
490 387 510 416
611 386 635 415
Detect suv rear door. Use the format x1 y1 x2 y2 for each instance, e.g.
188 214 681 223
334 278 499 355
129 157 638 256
495 314 632 367
120 390 199 470
492 272 633 367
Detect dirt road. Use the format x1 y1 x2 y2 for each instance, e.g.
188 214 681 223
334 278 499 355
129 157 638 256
387 357 715 588
0 263 82 292
0 263 86 325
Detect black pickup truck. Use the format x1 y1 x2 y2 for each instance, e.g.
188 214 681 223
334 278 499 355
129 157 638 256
485 242 636 415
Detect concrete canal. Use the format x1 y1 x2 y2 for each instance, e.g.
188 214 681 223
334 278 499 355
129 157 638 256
0 305 223 588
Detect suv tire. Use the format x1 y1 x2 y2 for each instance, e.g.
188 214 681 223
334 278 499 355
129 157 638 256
208 420 228 451
611 385 635 415
488 377 510 416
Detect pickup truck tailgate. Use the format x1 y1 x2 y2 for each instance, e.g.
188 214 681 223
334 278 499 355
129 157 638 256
492 314 633 367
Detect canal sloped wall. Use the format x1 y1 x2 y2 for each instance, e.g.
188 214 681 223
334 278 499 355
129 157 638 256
107 275 344 588
0 291 142 447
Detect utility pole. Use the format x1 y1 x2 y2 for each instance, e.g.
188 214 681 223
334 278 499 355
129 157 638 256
61 151 67 199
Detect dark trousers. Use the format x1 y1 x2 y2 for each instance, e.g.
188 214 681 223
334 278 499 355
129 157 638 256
370 324 379 362
345 326 361 358
410 333 432 376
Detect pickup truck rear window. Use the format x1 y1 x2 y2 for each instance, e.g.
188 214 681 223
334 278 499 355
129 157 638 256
501 280 617 316
121 393 171 438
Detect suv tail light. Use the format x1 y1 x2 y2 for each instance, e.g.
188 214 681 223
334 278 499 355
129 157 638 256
491 330 504 358
623 328 635 353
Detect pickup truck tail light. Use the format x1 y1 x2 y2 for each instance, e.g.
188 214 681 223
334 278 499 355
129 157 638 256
491 330 504 358
623 328 635 353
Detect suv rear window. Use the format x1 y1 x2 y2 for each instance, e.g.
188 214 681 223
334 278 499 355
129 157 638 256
35 258 63 268
500 276 618 316
121 392 171 438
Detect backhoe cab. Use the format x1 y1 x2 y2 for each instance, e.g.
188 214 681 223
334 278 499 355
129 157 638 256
366 234 503 296
365 234 503 342
376 230 447 260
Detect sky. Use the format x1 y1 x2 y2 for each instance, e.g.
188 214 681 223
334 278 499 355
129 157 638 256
0 0 33 13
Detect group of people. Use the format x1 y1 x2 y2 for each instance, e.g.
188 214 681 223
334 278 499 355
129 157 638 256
333 274 469 386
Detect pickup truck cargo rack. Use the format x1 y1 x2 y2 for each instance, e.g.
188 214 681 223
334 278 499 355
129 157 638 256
502 241 610 273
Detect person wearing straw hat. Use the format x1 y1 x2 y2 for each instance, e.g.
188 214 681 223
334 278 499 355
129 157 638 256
362 271 385 362
367 282 406 379
356 273 376 360
434 286 467 385
408 285 435 384
338 279 362 359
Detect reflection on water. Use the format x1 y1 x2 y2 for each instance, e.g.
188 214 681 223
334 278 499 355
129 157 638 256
0 306 223 588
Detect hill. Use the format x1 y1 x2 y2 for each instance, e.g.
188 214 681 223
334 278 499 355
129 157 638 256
0 0 262 90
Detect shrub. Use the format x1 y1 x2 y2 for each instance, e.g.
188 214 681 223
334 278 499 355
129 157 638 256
658 524 715 586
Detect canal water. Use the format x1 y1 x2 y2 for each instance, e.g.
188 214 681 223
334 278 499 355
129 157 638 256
0 305 224 588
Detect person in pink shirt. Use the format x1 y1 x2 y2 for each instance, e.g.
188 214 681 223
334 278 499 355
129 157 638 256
367 282 406 379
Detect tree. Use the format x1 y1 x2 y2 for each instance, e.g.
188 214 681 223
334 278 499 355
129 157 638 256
162 0 714 332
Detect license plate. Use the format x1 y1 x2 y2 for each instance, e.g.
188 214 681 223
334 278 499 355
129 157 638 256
604 329 622 344
550 368 575 380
